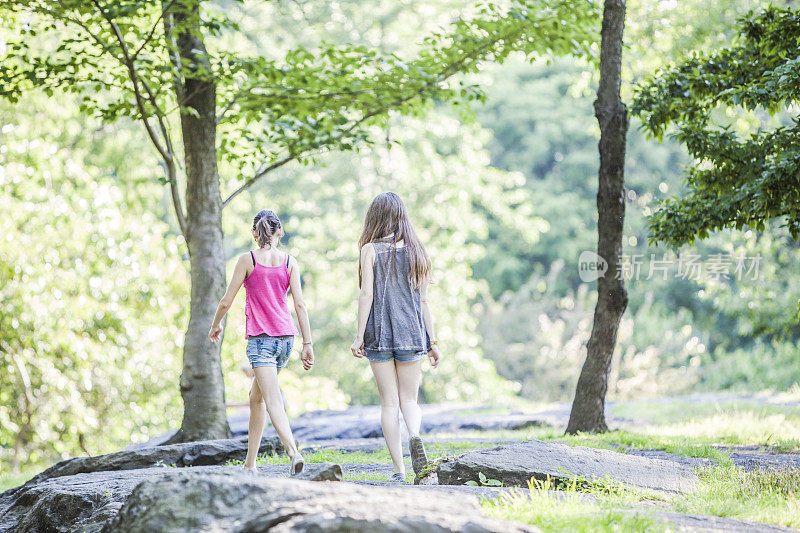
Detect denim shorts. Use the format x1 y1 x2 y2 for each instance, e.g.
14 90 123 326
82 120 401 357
365 349 425 363
246 335 293 369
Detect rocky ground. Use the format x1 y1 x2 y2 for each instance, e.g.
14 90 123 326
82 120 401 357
2 401 799 532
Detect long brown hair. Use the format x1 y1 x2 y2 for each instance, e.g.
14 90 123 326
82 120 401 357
358 192 431 289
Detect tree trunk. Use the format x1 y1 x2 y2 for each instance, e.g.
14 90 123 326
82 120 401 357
566 0 629 435
166 0 231 442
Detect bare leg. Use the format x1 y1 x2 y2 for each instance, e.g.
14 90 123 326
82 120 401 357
370 360 404 474
244 377 266 468
253 366 299 459
396 359 423 436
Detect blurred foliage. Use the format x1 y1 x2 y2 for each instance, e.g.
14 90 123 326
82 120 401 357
479 262 705 401
0 96 186 470
472 55 692 296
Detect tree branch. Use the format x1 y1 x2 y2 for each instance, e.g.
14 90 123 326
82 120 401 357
164 158 189 238
162 4 186 104
89 0 188 236
131 0 178 60
222 154 299 208
89 1 169 158
220 25 519 209
216 88 245 125
49 2 115 55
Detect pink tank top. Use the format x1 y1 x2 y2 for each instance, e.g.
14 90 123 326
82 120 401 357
244 251 300 338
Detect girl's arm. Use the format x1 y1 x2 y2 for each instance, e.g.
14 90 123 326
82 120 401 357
420 277 440 368
208 254 249 343
350 243 375 358
288 256 314 370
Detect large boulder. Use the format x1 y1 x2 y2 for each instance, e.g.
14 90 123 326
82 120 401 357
0 435 288 532
0 462 530 532
0 464 321 533
437 439 698 494
0 466 181 533
101 471 536 532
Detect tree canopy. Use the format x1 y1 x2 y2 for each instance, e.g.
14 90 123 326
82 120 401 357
632 7 800 245
0 0 600 208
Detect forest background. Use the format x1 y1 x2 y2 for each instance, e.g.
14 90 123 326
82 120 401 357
2 0 798 471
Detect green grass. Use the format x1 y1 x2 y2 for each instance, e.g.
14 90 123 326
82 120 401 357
607 398 800 451
481 461 800 530
454 397 800 529
555 431 732 461
481 479 665 533
480 451 800 530
439 426 734 461
673 461 800 528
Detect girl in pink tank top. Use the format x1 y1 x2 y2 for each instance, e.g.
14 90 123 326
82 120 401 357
208 210 315 476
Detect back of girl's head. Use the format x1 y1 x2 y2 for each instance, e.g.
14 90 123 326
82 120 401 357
358 192 430 288
252 210 282 248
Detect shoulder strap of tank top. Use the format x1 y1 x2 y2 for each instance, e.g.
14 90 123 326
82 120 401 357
249 250 256 267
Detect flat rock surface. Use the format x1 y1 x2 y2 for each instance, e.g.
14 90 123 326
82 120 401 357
0 462 530 533
1 466 203 533
437 439 699 494
100 471 536 533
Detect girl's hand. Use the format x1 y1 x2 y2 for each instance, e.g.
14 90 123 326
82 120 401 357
301 344 315 371
208 323 223 343
350 337 364 358
427 346 441 368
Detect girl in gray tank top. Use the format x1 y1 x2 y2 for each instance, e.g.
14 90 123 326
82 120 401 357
351 192 442 483
363 242 430 354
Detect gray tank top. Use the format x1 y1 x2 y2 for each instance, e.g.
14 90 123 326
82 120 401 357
364 242 430 353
